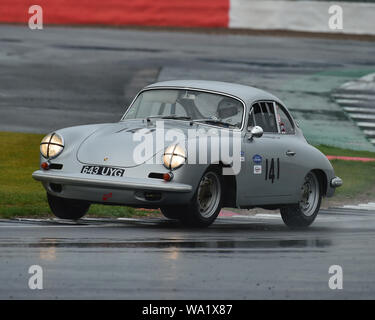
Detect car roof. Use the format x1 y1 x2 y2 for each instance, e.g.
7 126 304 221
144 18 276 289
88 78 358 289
146 80 282 105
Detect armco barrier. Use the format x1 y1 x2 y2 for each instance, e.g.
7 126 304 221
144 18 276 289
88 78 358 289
1 0 374 35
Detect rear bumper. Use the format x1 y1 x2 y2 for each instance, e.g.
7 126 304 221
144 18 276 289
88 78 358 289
330 176 343 188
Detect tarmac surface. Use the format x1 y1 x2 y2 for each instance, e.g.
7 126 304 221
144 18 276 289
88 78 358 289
333 73 375 146
0 208 374 299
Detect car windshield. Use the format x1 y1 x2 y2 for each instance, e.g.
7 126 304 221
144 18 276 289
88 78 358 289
122 89 244 129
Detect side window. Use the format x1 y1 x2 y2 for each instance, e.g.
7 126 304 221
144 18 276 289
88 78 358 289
250 102 278 133
248 109 255 128
275 103 295 134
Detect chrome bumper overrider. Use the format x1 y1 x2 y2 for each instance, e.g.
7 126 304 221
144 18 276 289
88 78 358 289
330 176 343 188
32 170 192 193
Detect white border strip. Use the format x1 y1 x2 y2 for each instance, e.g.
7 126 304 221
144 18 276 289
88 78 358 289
229 0 375 35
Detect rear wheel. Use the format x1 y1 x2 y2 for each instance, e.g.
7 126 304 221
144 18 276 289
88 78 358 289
280 171 322 228
161 169 222 227
47 193 90 220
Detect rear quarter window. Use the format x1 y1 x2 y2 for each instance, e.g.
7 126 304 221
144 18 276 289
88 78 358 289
275 103 295 134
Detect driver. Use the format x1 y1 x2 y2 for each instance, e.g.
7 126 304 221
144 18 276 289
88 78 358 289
217 98 242 124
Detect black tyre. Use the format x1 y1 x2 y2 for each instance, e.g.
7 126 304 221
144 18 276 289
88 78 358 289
47 193 90 220
280 171 322 228
160 206 181 220
168 169 222 228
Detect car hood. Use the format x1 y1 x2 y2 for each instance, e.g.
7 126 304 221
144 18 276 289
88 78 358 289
76 120 190 168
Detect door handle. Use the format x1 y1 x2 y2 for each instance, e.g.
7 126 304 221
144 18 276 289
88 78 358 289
286 150 296 156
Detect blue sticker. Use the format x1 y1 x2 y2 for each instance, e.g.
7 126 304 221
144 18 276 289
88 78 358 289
240 151 245 156
252 154 262 164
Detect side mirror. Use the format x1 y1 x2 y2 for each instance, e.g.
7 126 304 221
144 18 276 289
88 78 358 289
248 126 263 140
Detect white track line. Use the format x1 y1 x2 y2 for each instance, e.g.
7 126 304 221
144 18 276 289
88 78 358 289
342 202 375 211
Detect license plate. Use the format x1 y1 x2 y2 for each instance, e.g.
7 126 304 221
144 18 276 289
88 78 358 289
81 165 124 177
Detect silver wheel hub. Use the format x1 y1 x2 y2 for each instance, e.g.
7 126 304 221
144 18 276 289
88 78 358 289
197 172 221 218
299 173 319 217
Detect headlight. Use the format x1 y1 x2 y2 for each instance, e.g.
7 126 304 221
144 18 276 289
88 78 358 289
40 133 64 159
163 144 186 170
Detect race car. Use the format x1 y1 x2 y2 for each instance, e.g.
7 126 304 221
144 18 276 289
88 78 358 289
32 80 342 227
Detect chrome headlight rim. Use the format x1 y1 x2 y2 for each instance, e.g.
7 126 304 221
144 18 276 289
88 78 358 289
40 132 64 159
162 144 186 170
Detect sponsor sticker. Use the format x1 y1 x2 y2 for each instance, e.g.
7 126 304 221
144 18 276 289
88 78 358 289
254 165 262 175
252 154 262 164
240 151 245 162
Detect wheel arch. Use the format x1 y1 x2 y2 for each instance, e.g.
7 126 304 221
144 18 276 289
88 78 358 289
311 169 328 197
206 162 237 208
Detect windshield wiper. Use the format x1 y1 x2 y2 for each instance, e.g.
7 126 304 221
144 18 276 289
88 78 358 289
190 118 237 128
161 115 192 120
146 115 192 122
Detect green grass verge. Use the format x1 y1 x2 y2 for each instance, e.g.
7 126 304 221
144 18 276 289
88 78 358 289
1 132 375 218
326 159 375 200
315 145 375 202
316 144 375 159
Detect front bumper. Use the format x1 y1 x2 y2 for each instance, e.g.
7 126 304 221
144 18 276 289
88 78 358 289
32 170 193 206
32 170 192 192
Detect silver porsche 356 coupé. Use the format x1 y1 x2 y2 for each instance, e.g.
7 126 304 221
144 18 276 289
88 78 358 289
32 80 342 227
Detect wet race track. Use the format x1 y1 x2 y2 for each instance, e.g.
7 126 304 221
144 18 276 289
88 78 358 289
1 208 375 299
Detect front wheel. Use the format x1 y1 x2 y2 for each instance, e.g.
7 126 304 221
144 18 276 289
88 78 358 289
47 193 90 220
160 206 181 220
280 171 322 228
162 170 222 228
